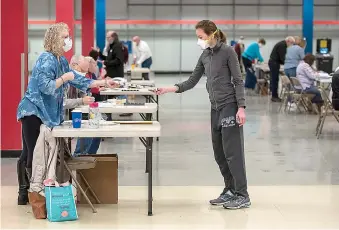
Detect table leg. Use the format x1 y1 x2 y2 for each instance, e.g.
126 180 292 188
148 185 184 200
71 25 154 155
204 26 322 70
156 95 159 141
144 113 153 173
59 138 65 183
146 95 151 103
156 95 159 122
146 137 153 216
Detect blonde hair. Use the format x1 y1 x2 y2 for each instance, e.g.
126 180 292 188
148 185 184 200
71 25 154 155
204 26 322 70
44 22 69 56
285 36 295 44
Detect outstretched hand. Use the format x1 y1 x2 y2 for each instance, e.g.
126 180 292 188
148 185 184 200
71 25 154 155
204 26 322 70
155 86 178 95
106 79 120 88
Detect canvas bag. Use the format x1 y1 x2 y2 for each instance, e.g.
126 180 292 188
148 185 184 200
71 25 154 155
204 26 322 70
45 181 78 222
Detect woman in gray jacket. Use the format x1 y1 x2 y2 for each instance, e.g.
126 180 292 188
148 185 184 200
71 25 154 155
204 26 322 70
156 20 249 209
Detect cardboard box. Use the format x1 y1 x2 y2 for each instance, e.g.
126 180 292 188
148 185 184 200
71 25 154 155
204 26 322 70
76 154 118 204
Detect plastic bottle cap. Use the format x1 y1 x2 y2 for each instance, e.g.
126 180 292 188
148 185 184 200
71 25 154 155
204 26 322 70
89 102 99 108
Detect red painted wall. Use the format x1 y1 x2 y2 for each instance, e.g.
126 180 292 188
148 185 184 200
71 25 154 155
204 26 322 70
56 0 74 61
82 0 94 56
1 0 28 151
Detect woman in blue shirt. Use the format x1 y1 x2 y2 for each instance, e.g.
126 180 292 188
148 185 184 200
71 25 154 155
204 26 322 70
284 38 306 78
242 38 266 91
16 23 118 205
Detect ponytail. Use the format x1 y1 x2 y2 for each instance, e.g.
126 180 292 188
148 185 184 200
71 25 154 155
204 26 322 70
217 30 227 43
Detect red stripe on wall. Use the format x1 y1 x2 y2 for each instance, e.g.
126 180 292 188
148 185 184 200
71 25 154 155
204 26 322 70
27 19 339 25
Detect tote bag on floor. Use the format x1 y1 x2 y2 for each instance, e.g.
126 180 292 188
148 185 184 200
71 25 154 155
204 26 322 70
45 184 78 222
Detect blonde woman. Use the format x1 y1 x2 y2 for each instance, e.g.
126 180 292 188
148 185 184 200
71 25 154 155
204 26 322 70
16 23 118 205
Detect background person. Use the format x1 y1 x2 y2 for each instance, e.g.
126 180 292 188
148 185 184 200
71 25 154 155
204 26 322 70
156 20 250 210
331 69 339 110
234 36 245 73
96 31 124 78
284 38 306 78
242 38 266 92
269 36 295 102
132 36 153 80
296 54 324 112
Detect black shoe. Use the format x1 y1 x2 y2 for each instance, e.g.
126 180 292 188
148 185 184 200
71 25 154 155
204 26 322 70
17 192 29 205
271 97 282 102
209 190 234 206
223 195 251 209
17 160 29 205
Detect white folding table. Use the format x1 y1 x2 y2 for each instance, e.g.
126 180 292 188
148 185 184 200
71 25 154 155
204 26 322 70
100 88 160 129
76 102 157 121
52 121 161 216
130 80 155 87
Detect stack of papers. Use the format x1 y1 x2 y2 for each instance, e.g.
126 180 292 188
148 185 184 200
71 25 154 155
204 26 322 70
318 72 331 78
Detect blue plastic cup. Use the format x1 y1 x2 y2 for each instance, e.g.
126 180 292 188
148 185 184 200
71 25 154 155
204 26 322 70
71 110 82 128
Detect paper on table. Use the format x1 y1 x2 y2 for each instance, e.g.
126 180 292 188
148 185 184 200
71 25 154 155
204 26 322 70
62 120 119 126
318 72 331 78
98 102 115 108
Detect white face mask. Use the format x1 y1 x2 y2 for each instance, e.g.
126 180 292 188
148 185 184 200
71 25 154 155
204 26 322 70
197 39 209 50
72 69 86 77
63 37 72 52
258 43 263 48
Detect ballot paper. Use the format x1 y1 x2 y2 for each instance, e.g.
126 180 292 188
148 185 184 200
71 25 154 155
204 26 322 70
318 72 331 78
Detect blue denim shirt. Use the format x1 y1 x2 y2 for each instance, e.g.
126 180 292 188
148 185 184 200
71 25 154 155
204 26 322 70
17 52 93 127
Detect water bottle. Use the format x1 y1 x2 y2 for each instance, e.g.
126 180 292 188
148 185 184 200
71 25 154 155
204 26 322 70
89 102 100 128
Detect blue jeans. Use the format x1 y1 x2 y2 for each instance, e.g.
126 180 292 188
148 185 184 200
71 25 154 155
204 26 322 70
284 68 297 102
304 86 323 104
74 138 101 155
242 57 256 89
141 57 152 80
141 57 152 68
284 67 297 78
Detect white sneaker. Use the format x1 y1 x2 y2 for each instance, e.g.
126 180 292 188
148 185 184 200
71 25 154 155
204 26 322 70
288 102 297 111
288 102 297 108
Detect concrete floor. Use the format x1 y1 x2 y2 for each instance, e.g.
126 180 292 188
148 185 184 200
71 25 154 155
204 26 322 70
1 75 339 229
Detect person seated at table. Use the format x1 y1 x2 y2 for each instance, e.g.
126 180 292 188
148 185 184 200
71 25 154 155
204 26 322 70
16 22 119 205
68 55 103 155
68 55 94 100
332 69 339 110
242 38 266 93
296 54 324 112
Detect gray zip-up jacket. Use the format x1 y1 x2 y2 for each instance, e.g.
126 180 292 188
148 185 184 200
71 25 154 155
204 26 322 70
176 41 245 110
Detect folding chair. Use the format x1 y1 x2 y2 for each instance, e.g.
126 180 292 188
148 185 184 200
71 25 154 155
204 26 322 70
59 139 100 213
316 87 339 139
256 69 270 96
279 75 293 112
289 77 315 113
